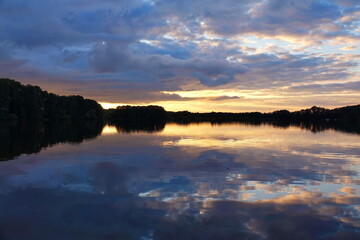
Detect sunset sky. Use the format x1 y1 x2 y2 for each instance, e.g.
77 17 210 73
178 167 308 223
0 0 359 112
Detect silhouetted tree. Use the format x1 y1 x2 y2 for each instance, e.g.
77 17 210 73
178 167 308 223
107 105 166 123
0 78 104 120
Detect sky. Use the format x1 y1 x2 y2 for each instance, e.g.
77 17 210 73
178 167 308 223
0 0 359 112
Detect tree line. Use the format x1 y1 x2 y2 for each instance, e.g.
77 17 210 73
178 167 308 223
0 78 104 120
1 78 359 127
0 78 359 161
166 105 360 124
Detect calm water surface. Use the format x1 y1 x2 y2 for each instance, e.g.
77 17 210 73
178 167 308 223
1 123 360 239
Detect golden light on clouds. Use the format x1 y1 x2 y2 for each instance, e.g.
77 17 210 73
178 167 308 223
1 0 359 112
156 88 360 112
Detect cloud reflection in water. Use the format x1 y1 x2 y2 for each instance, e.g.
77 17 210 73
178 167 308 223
0 122 359 239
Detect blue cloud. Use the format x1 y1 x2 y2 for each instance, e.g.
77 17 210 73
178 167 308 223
133 40 195 59
0 0 358 104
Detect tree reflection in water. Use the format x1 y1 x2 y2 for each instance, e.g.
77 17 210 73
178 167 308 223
0 121 360 239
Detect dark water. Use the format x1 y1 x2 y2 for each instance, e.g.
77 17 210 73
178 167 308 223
0 122 360 239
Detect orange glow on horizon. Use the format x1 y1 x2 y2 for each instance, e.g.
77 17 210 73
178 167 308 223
100 102 124 109
101 125 118 135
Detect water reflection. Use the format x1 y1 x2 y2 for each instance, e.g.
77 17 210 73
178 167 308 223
175 120 360 135
109 121 165 133
1 120 359 162
0 120 103 161
0 122 359 239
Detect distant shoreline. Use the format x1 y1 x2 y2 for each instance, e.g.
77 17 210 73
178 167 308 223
1 78 359 125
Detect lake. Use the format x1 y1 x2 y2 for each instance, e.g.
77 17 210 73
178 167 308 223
0 122 360 239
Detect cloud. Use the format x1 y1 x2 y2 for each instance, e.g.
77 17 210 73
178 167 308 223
208 96 242 101
339 186 357 195
88 41 131 73
288 81 360 92
0 45 27 69
0 0 359 110
85 40 249 87
341 45 357 51
1 0 358 48
61 86 195 103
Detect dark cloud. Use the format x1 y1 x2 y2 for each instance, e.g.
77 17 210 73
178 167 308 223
64 87 194 103
0 47 26 69
0 0 358 107
86 41 249 87
132 40 196 60
335 0 360 6
151 0 358 42
88 41 131 73
288 81 360 92
0 0 358 48
61 49 83 63
208 96 242 101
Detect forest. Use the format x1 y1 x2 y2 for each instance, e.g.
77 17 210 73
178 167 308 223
0 78 103 120
1 78 360 161
1 78 359 127
166 105 360 123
